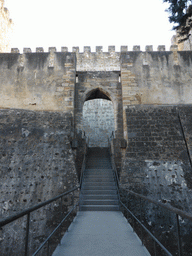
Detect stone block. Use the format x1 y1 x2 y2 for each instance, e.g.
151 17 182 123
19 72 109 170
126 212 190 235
84 46 91 52
157 45 165 51
11 48 19 53
133 45 140 51
170 45 178 51
36 47 44 52
72 47 79 53
61 47 68 52
96 46 103 53
108 46 115 52
121 46 128 52
23 48 31 53
49 47 57 52
145 45 153 51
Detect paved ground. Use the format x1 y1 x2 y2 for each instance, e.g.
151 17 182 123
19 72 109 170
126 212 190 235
52 211 151 256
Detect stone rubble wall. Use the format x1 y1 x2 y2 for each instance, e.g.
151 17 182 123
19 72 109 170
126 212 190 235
121 105 192 211
83 99 115 147
0 109 78 255
120 104 192 254
179 105 192 163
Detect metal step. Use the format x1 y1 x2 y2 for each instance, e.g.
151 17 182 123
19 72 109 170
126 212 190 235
80 205 120 211
86 165 111 169
82 195 119 200
82 186 116 190
83 173 114 177
83 181 115 187
84 169 113 173
81 190 117 195
83 177 115 182
81 200 119 206
83 175 114 178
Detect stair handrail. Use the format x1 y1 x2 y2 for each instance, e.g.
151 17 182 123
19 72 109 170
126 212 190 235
120 199 172 256
108 135 120 203
79 135 89 189
119 187 192 256
109 151 173 256
120 188 192 221
80 153 86 189
0 186 79 256
108 133 192 255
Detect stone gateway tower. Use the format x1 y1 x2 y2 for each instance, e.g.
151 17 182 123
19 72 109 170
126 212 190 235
0 0 13 52
0 43 192 255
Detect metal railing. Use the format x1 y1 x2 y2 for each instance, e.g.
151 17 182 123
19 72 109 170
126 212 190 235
79 134 89 210
0 186 79 256
120 188 192 256
108 134 192 256
0 134 88 255
108 136 120 204
79 133 89 188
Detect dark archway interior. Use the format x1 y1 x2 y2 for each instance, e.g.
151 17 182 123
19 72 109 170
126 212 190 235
85 89 111 101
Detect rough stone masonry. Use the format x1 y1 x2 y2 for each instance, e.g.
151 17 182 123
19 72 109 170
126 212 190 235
0 45 192 254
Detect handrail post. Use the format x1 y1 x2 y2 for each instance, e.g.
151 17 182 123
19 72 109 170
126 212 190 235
47 240 49 256
140 198 144 245
25 212 30 256
176 214 183 256
60 197 62 245
72 190 74 207
154 240 157 256
72 190 75 215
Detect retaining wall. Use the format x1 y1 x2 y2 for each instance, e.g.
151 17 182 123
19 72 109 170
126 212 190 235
0 109 78 255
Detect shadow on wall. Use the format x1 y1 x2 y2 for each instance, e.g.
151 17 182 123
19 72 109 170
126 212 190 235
83 99 115 147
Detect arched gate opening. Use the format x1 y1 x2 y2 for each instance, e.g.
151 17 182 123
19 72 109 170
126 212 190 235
83 88 115 147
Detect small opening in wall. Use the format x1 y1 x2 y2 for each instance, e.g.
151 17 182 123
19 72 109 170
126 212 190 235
76 74 78 83
119 74 121 82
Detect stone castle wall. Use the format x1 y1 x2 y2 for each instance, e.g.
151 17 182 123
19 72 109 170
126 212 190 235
0 0 13 52
1 46 192 111
1 46 192 144
1 45 192 254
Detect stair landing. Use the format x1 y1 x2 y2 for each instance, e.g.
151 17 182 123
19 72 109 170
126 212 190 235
52 211 150 256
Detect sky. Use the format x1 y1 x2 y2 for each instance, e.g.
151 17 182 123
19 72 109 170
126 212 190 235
4 0 175 53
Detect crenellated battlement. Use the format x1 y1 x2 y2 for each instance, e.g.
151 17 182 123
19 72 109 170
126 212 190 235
10 45 180 54
1 41 192 112
3 44 191 74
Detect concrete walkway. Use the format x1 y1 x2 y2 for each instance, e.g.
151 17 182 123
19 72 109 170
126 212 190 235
52 211 151 256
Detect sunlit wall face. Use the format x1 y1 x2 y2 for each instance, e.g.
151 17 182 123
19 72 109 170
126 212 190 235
83 99 115 147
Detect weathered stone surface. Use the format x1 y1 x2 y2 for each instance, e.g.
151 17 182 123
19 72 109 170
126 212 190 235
0 52 76 112
83 99 115 147
178 105 192 165
120 105 192 224
120 104 192 255
0 109 78 255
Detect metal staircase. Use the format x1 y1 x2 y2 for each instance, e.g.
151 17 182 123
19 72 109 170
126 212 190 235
79 147 119 211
